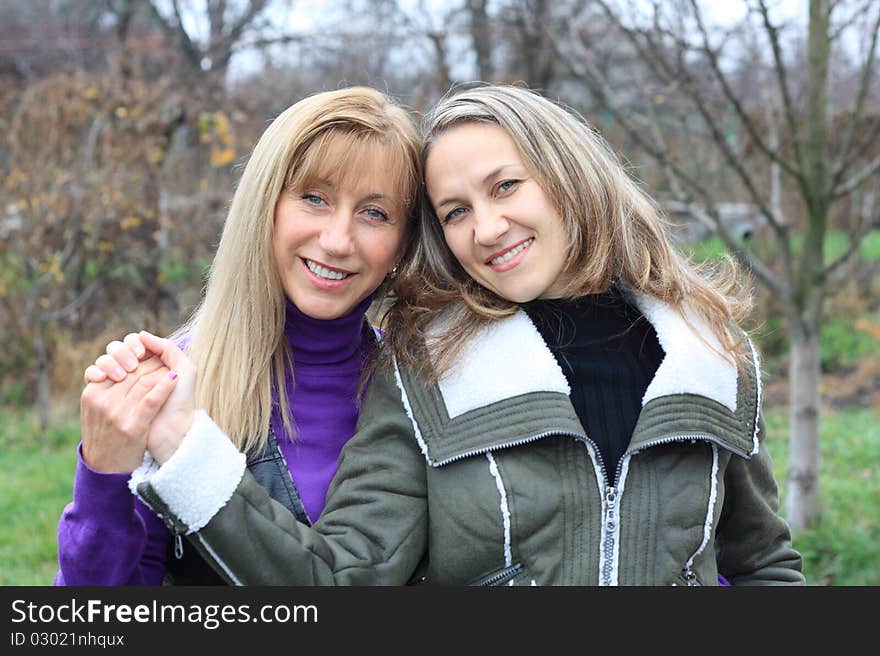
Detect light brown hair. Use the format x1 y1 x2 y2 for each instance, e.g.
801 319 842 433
384 84 751 380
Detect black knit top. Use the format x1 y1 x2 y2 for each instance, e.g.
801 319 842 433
522 289 665 482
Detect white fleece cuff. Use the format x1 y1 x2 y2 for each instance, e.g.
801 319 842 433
129 450 160 495
129 409 246 533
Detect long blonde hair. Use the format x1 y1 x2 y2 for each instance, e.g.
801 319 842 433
179 87 420 454
385 84 751 379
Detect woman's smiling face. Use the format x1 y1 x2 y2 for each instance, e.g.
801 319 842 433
273 138 408 320
425 122 571 303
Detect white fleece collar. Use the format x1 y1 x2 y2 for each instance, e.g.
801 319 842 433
431 295 739 420
633 292 739 412
434 310 570 419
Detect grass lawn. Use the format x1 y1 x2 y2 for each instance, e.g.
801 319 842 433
764 408 880 585
0 410 80 585
0 404 877 585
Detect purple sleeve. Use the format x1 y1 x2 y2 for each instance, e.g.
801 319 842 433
54 443 169 586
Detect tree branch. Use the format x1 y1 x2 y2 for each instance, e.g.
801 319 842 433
215 0 270 68
553 38 786 297
828 0 874 41
830 4 880 189
46 276 103 322
687 0 802 181
834 151 880 198
590 1 794 244
756 0 804 168
147 0 201 69
823 188 877 287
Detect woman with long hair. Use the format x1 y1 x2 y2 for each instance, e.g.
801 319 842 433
55 86 421 585
77 84 803 586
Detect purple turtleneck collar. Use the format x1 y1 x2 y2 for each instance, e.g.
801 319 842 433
283 293 375 366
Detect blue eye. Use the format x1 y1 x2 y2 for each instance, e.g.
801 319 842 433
497 180 519 194
363 207 389 222
443 207 467 223
302 194 325 206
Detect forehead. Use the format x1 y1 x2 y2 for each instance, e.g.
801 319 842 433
425 123 524 189
298 133 410 205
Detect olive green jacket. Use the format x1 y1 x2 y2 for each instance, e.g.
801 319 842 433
135 295 804 586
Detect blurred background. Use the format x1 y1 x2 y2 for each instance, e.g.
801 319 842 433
0 0 877 585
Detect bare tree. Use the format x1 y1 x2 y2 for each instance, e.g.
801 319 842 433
0 70 183 426
141 0 320 104
555 0 880 531
467 0 494 80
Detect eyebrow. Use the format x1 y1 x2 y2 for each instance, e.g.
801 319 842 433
308 178 395 205
432 164 519 210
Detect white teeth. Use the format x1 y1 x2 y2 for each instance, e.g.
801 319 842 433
490 238 534 266
305 259 350 280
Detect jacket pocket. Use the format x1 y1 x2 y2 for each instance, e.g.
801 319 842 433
471 563 524 587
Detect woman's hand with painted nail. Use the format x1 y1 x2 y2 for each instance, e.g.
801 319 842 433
80 356 180 473
135 331 198 465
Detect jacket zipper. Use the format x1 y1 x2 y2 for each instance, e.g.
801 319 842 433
601 485 618 585
629 433 748 459
432 430 586 466
476 563 524 586
597 449 627 586
678 565 701 586
268 426 313 526
432 430 633 585
137 484 187 560
597 433 735 585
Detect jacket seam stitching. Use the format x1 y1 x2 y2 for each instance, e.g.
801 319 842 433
686 443 719 571
486 453 512 568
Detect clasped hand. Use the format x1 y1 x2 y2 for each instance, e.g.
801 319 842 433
80 331 196 473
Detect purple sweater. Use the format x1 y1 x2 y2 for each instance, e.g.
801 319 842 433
55 296 373 585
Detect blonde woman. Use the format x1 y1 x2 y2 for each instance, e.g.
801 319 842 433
55 87 420 585
76 84 803 586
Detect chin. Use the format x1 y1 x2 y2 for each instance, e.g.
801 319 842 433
489 288 532 304
297 300 351 321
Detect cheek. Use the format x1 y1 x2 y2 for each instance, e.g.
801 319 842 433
271 225 291 269
364 230 406 273
442 228 469 263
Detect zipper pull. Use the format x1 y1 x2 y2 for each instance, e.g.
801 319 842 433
174 534 184 559
682 565 699 586
604 486 617 532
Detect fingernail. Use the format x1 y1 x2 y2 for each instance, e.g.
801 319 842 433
125 358 138 370
114 367 126 379
169 370 178 381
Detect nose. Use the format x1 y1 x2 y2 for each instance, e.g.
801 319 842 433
472 206 510 246
318 209 356 257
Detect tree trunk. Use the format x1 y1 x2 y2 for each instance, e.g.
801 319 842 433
785 312 822 531
33 315 50 431
784 0 830 534
467 0 493 80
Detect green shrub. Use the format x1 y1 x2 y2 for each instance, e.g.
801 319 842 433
819 314 878 371
860 230 880 262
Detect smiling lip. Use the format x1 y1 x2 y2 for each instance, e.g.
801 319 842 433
301 257 356 290
485 238 534 273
